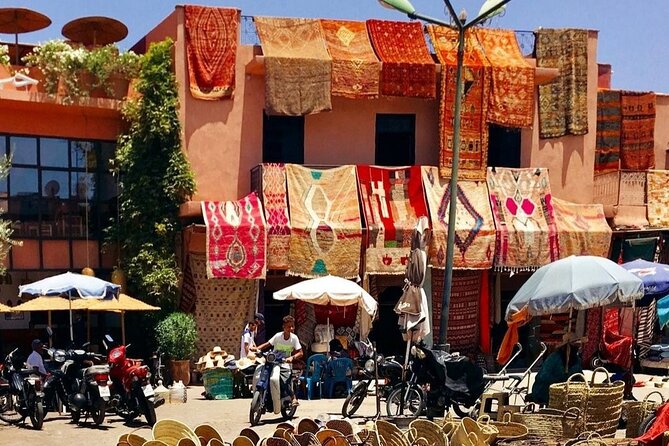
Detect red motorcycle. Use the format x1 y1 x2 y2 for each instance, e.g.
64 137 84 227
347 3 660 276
103 335 157 426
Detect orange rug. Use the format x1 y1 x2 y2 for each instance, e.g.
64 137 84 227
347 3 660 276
255 17 332 116
427 25 490 181
320 20 380 99
595 90 622 174
475 28 534 128
366 20 436 99
620 91 656 170
184 6 239 100
552 198 611 258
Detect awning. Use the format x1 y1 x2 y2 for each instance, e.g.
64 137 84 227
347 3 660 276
552 197 612 258
87 294 160 312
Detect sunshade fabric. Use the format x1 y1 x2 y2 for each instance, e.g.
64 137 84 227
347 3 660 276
0 302 11 313
622 259 669 298
13 296 93 312
18 272 119 300
88 294 160 312
505 255 644 320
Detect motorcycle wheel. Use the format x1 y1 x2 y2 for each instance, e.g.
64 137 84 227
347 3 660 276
91 407 105 426
452 402 476 419
0 394 20 424
71 409 81 424
249 391 263 426
342 381 368 418
29 399 44 430
140 397 157 427
281 401 297 421
385 385 425 419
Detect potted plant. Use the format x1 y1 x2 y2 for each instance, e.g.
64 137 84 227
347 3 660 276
0 44 10 77
155 312 198 386
22 40 87 102
85 45 140 100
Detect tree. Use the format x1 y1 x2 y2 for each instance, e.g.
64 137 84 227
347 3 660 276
0 155 21 275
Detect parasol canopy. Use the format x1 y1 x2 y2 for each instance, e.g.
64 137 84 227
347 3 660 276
274 275 377 338
19 271 120 300
0 7 51 64
622 259 669 299
0 302 12 313
12 296 91 312
505 255 644 320
61 16 128 47
88 294 160 312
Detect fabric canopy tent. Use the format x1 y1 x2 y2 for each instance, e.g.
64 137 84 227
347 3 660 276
273 275 377 338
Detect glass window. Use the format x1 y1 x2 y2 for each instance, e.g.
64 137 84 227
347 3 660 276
9 167 38 196
375 114 416 166
41 170 69 199
262 114 305 164
71 172 96 201
100 142 116 171
71 141 96 170
40 138 69 168
9 137 37 165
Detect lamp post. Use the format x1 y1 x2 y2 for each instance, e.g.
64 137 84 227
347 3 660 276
379 0 512 348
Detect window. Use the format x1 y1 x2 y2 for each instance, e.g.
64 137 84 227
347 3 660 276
262 114 304 164
375 114 416 166
488 124 521 168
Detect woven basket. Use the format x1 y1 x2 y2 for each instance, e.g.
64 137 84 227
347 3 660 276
624 391 665 438
511 405 582 439
376 420 411 446
478 414 528 441
497 437 561 446
408 419 449 446
565 433 609 446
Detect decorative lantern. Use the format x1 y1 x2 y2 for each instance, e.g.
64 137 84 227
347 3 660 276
111 266 127 294
81 267 95 277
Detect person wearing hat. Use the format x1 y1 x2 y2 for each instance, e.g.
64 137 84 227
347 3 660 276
26 339 47 376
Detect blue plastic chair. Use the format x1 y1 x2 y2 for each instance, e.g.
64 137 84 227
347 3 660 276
323 357 353 398
300 354 327 400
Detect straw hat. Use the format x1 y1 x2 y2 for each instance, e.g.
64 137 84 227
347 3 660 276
194 424 223 444
233 437 255 446
153 419 200 446
203 357 216 370
239 428 261 446
126 433 148 446
277 422 295 432
236 357 256 370
208 346 227 357
224 354 236 364
178 439 198 446
297 418 320 435
208 440 225 446
292 432 321 446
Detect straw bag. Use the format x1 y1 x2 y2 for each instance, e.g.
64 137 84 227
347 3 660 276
511 404 582 439
548 368 625 437
452 418 498 446
478 414 528 441
624 391 665 438
408 419 449 446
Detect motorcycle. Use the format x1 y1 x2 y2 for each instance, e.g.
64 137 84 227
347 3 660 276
342 341 404 418
0 348 45 429
104 335 157 426
249 351 299 426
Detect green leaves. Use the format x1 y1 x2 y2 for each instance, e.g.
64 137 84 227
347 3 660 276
155 312 198 360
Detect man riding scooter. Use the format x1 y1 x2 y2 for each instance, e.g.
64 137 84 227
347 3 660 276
251 315 303 408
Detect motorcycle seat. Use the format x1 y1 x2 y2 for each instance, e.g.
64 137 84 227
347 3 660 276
19 369 40 377
84 365 110 376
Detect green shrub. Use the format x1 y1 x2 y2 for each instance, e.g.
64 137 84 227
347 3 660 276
155 312 198 360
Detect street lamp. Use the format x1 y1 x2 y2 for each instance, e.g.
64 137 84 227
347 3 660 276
379 0 512 349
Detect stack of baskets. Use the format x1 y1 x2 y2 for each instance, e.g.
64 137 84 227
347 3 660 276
202 368 234 400
623 391 665 438
510 405 583 439
548 368 625 437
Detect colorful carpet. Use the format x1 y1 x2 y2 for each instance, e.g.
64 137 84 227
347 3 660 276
595 90 622 173
620 91 656 170
475 28 534 128
189 254 258 357
357 165 428 275
582 307 603 367
421 166 496 270
618 171 646 206
320 20 380 99
427 25 490 181
366 20 436 99
486 167 559 272
647 170 669 227
255 17 332 116
184 6 239 100
262 163 291 270
551 198 612 258
431 270 482 354
201 192 267 279
286 164 362 279
535 29 589 138
593 171 620 207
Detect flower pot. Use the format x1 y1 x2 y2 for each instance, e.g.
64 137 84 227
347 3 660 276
168 359 191 386
107 74 130 100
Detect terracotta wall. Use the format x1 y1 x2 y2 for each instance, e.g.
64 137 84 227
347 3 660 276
521 31 599 204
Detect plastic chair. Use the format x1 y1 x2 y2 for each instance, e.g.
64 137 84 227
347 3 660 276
300 354 327 400
323 357 353 398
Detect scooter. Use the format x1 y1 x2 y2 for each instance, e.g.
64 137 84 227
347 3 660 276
249 351 298 426
104 335 157 426
0 348 45 429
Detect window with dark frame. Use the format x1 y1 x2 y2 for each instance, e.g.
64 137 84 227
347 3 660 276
375 114 416 166
262 114 305 164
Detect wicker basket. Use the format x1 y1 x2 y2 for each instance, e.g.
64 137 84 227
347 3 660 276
511 405 582 439
376 420 411 446
478 414 528 441
408 420 449 446
496 437 561 446
624 391 665 438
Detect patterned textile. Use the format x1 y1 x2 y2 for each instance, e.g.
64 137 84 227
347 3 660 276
475 28 534 128
620 91 656 170
184 6 240 100
320 20 380 99
179 254 197 313
647 170 669 227
637 300 657 358
582 307 603 367
595 90 622 173
201 193 267 279
551 198 612 258
356 166 428 275
262 163 291 270
366 20 436 99
593 171 620 207
295 300 317 349
427 25 490 181
619 171 646 206
486 167 559 272
255 17 332 116
421 166 495 270
535 29 589 139
431 270 481 354
286 164 362 279
189 254 257 357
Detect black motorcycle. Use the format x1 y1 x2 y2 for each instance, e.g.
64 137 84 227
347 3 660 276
341 350 404 418
0 348 45 429
249 351 299 426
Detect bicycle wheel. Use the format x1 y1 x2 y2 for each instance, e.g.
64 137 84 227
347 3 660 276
385 385 425 419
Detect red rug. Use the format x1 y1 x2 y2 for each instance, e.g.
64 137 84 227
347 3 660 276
184 6 239 100
201 192 267 279
595 90 622 173
356 165 428 275
262 163 291 270
620 91 656 170
366 20 436 99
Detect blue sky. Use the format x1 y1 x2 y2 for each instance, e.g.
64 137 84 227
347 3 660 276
6 1 669 93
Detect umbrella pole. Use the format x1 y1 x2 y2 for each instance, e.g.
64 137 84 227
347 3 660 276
400 329 413 415
565 307 573 373
121 311 126 345
48 311 52 347
69 291 74 343
14 33 19 66
87 310 91 343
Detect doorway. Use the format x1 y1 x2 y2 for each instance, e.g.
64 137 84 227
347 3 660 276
368 286 405 357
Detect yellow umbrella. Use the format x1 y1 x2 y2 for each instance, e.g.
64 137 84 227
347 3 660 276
12 297 94 346
86 294 160 345
0 302 12 312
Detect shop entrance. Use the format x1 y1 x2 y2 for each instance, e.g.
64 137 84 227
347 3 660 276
368 286 406 357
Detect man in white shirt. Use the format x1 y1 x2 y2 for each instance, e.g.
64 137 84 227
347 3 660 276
26 339 47 376
240 319 257 359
